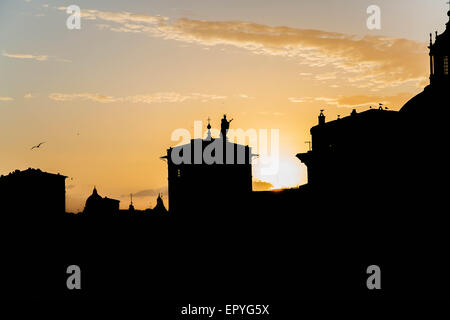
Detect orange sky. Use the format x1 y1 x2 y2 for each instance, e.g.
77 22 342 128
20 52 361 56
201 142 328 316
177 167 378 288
1 0 448 212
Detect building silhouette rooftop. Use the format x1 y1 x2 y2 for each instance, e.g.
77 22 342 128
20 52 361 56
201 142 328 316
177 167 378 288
163 115 252 215
296 6 449 203
0 168 67 216
1 168 66 179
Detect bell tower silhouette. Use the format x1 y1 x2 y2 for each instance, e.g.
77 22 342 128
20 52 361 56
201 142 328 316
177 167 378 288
429 5 450 86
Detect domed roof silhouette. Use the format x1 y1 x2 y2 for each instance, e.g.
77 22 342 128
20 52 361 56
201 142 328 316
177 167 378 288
86 187 102 202
400 85 447 115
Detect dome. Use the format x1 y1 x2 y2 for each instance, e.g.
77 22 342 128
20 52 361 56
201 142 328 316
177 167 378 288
86 187 102 202
400 85 447 115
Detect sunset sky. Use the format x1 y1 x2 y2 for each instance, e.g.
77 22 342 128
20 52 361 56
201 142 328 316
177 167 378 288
1 0 448 212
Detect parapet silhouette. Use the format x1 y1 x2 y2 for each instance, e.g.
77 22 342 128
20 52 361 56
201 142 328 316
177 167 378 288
0 168 66 219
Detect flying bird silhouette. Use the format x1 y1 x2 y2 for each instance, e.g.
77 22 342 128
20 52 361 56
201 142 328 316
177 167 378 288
31 142 46 150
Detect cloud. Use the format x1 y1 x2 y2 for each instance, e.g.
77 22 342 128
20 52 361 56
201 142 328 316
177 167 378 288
0 96 14 101
253 180 274 191
48 92 226 104
57 6 167 31
2 51 48 61
59 8 429 87
331 92 413 108
2 50 70 62
288 97 306 103
288 92 413 108
49 93 119 103
289 96 335 104
314 97 339 104
156 19 428 87
125 92 226 103
24 93 34 99
315 72 338 81
237 94 254 99
121 187 168 198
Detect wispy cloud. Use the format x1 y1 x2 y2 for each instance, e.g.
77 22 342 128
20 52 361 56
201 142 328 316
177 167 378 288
157 19 427 87
288 97 306 103
2 51 48 61
315 72 338 81
2 50 70 62
0 96 14 101
288 96 334 104
237 94 254 99
314 97 339 104
49 93 119 103
57 6 167 27
127 93 226 103
288 92 412 108
49 92 226 104
288 92 412 109
121 187 168 198
57 7 428 88
329 92 413 108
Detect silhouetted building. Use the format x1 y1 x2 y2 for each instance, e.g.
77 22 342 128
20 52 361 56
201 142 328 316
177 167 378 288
83 187 120 216
429 11 449 87
297 108 402 194
297 8 450 205
163 116 252 215
118 193 168 215
0 168 67 217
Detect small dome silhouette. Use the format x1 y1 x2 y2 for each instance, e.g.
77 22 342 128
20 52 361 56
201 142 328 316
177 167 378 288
86 187 102 202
